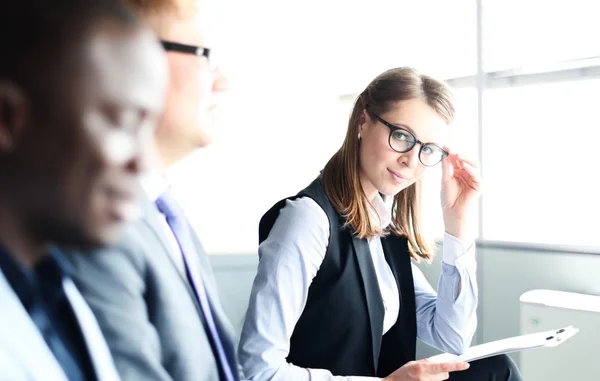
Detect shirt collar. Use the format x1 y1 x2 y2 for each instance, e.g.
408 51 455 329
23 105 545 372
0 243 69 310
0 242 35 308
369 193 392 230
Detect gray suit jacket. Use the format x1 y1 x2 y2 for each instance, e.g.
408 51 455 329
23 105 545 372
68 195 240 381
0 268 121 381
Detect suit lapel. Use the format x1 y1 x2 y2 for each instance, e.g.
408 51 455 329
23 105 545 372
351 235 384 372
141 193 239 379
0 270 68 381
139 197 204 317
141 190 221 322
63 279 121 381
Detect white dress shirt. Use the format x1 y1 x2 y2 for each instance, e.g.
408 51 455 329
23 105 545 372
239 196 478 381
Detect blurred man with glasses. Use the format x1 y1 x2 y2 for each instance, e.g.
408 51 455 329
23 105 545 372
68 1 235 380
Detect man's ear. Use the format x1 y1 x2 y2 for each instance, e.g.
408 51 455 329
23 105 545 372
0 82 27 153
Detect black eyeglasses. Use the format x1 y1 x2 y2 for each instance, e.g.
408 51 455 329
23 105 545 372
370 112 448 167
160 40 211 60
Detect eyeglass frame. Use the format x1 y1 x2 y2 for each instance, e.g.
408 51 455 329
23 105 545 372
160 40 211 60
369 111 449 167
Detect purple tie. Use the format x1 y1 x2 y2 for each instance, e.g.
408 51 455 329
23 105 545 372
155 189 236 381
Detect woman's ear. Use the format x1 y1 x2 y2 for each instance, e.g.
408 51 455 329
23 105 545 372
358 109 368 134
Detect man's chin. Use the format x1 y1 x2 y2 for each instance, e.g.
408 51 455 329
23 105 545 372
32 217 127 252
95 222 128 247
192 119 217 147
63 223 126 251
111 201 142 223
193 132 213 149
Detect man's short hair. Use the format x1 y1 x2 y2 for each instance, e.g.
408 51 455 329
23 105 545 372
121 0 198 35
122 0 180 18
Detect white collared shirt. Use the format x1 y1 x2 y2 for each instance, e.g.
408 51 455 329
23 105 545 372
367 195 400 334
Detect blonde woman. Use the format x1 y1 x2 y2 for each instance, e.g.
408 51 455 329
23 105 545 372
239 67 522 381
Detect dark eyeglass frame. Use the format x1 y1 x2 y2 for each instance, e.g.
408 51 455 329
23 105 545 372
160 40 211 60
370 112 449 167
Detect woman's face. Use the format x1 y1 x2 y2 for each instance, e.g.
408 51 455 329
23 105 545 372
358 98 448 200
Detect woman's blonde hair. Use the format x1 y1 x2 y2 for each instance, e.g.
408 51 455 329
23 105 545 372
322 67 455 262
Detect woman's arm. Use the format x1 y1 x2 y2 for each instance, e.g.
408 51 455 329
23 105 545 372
238 197 378 381
413 233 478 355
413 148 481 354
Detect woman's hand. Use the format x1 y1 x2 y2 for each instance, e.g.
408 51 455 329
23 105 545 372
383 359 470 381
440 147 482 244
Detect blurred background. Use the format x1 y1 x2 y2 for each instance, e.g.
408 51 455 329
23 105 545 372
166 1 600 379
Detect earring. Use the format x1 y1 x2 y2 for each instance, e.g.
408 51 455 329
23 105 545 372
358 133 361 140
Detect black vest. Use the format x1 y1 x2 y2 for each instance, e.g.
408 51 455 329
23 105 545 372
259 178 417 378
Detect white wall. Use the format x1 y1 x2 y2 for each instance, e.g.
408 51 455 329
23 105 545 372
209 254 258 339
480 245 600 366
